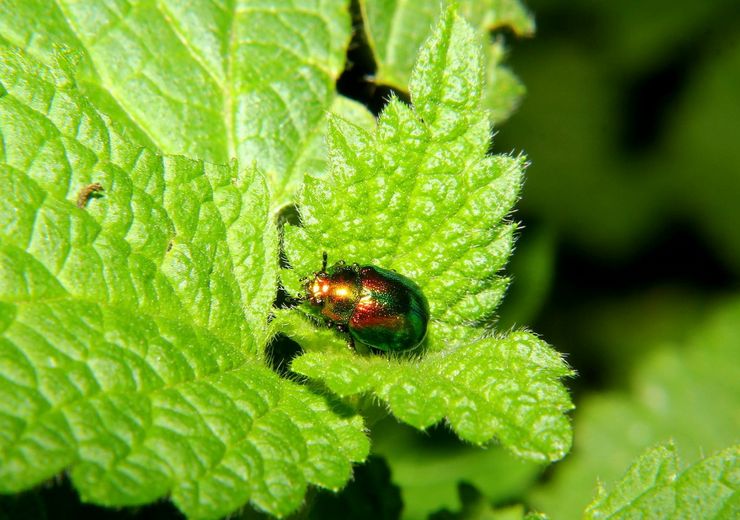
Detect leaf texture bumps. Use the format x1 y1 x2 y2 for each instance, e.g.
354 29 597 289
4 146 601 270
585 443 740 519
292 331 573 462
0 47 368 518
282 9 573 461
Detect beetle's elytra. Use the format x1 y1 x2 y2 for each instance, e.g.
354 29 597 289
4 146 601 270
303 253 430 352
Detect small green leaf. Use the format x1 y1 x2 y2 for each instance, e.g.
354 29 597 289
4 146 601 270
331 95 378 133
282 8 573 461
484 41 527 125
0 0 352 207
585 443 740 519
360 0 532 123
459 0 535 36
0 46 368 518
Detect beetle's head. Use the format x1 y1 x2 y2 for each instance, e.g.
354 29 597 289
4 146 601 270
304 270 331 306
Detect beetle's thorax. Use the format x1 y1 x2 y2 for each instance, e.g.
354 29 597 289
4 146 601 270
305 266 362 324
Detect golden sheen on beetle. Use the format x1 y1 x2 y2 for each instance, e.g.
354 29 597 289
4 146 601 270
303 252 430 352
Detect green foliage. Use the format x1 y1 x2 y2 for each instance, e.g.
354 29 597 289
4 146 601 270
531 297 740 520
431 483 547 520
281 7 573 462
372 419 542 519
1 1 559 517
11 1 734 519
585 443 740 519
0 41 368 518
0 0 358 208
360 0 533 123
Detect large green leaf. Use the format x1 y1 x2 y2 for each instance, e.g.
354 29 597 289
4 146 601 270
0 45 368 519
281 7 572 462
0 0 354 208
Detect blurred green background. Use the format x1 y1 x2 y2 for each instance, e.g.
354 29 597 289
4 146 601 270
492 0 740 517
495 0 740 387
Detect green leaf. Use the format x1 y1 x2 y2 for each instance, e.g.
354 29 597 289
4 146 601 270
0 46 368 518
0 0 352 208
531 297 740 520
459 0 535 36
584 443 740 519
282 8 573 462
360 0 532 123
331 95 378 133
291 332 572 461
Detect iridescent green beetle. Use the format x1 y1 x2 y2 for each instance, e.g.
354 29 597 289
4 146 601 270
304 253 430 352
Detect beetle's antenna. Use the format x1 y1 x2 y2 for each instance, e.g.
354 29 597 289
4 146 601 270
322 251 328 272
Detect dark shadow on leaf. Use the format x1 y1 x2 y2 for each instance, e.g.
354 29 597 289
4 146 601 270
309 455 402 520
336 0 410 116
0 476 182 520
265 333 304 379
